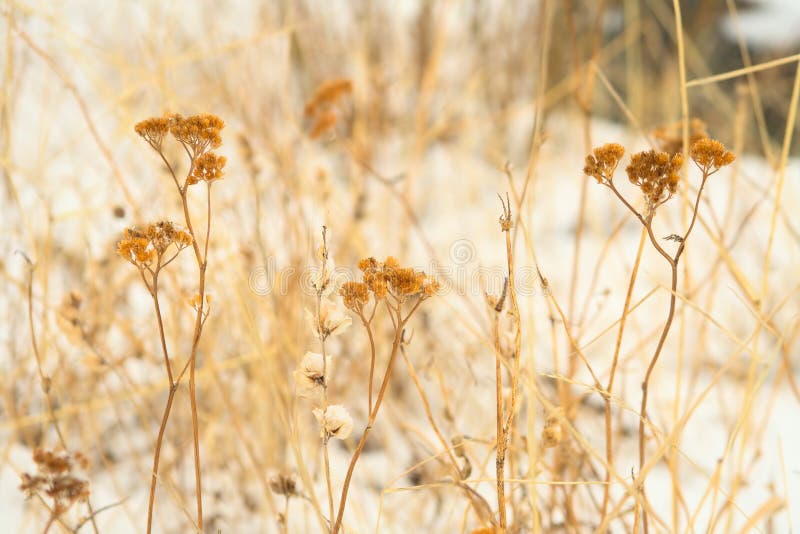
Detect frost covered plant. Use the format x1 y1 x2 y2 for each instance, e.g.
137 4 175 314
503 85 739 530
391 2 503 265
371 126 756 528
584 136 735 532
118 112 227 533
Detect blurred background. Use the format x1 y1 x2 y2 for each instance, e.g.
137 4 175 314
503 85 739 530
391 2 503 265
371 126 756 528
2 1 800 532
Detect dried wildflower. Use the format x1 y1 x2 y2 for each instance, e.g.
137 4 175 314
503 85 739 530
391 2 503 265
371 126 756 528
625 150 684 213
268 472 299 497
305 79 353 139
340 281 369 312
307 299 351 339
116 221 192 269
117 230 156 268
654 118 708 155
583 143 625 184
309 110 338 139
188 152 227 185
313 404 353 440
541 408 564 448
690 138 735 174
168 113 225 154
304 79 353 117
355 256 438 301
293 351 332 398
20 448 90 520
134 116 171 150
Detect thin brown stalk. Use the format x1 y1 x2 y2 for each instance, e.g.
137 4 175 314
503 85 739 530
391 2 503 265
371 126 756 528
331 301 417 534
602 228 646 519
23 256 100 534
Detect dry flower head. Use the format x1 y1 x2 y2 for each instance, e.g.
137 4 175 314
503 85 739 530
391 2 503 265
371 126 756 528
354 256 439 302
188 151 227 185
135 113 225 158
293 351 332 398
20 448 90 517
307 299 351 339
268 472 299 497
116 221 192 269
625 150 684 212
583 143 625 184
690 138 736 174
313 404 353 440
340 281 370 313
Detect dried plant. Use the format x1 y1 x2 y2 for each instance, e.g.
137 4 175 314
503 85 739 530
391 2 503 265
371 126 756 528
584 136 736 532
118 112 227 532
20 448 90 533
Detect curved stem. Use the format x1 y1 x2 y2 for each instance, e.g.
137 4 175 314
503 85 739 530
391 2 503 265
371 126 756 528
602 228 646 519
331 312 406 534
146 385 178 534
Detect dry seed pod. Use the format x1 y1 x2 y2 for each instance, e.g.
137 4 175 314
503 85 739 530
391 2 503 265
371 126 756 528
542 407 564 448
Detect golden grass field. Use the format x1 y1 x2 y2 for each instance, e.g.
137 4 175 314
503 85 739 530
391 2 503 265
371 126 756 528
2 1 800 532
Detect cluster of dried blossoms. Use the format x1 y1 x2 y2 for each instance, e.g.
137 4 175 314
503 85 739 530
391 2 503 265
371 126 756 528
20 449 90 522
342 256 440 305
304 78 353 139
625 150 685 213
116 221 192 270
584 135 734 219
134 113 227 189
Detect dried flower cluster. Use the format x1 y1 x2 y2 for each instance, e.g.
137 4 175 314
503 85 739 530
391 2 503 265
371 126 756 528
625 150 685 211
352 256 440 302
20 449 90 519
339 281 370 312
268 472 300 498
135 113 226 189
116 221 192 269
690 138 736 174
304 79 353 139
188 152 227 185
583 143 626 184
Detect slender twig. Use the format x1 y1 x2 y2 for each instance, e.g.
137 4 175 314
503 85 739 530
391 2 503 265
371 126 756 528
331 302 411 534
22 255 101 534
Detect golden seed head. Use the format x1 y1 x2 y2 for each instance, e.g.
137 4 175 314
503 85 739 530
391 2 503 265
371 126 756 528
690 138 736 173
169 113 225 153
134 117 171 149
188 152 227 185
626 149 684 210
583 143 625 183
268 472 299 497
339 281 370 312
116 221 192 268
